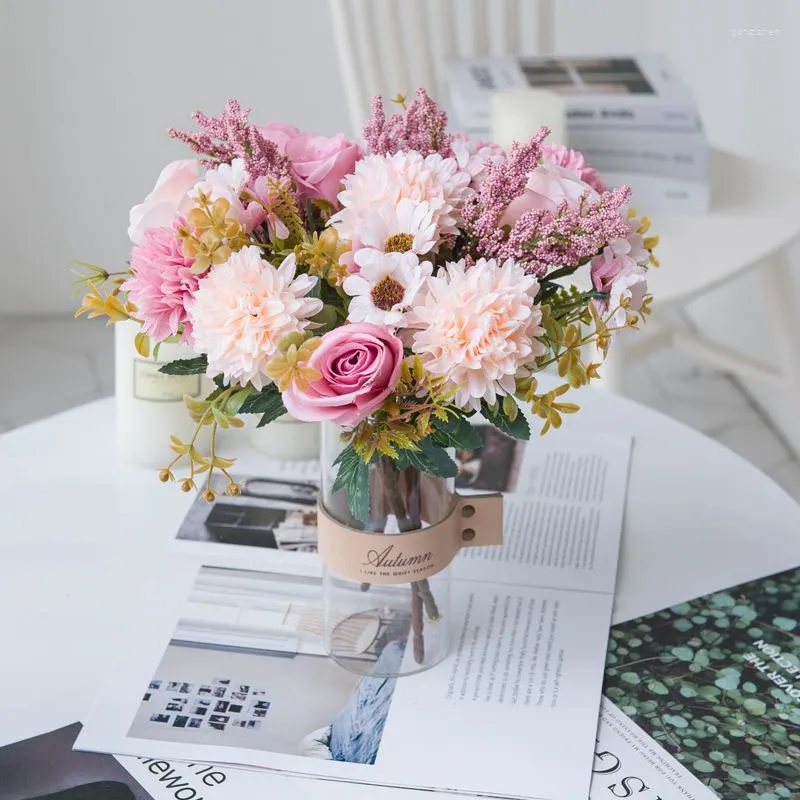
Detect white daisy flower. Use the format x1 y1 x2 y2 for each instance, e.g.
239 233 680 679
343 251 432 328
359 199 437 255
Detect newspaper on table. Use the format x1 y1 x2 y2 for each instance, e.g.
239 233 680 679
76 427 633 800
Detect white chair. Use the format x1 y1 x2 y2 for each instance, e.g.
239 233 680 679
328 1 800 397
328 0 555 134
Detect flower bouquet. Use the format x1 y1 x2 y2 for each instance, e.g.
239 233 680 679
76 90 657 674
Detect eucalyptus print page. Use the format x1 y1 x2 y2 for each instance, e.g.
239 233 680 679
602 566 800 799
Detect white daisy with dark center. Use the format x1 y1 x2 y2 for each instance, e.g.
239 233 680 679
343 250 433 328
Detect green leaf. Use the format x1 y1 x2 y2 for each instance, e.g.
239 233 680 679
159 355 208 375
239 384 286 427
715 667 741 691
224 387 252 416
692 759 715 774
743 698 767 716
331 445 370 524
397 438 458 479
481 399 531 440
430 414 482 451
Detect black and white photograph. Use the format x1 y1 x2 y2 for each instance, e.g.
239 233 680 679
175 473 320 552
455 425 525 493
128 564 400 764
0 724 153 800
147 681 161 691
188 718 202 729
149 714 170 724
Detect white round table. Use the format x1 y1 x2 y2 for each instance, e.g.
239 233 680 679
1 392 799 757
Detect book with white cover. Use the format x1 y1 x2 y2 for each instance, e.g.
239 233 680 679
76 429 633 800
603 170 710 213
568 127 708 183
447 54 701 132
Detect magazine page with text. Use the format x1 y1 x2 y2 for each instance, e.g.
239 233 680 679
76 433 631 800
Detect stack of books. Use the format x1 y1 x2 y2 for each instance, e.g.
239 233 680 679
446 54 709 213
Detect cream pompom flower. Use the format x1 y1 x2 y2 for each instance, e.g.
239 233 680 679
330 151 470 249
358 198 437 256
407 258 546 410
344 250 432 328
187 246 323 389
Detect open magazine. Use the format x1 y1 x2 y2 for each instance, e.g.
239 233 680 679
76 429 632 800
592 564 800 799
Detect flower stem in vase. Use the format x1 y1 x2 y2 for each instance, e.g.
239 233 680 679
377 456 441 664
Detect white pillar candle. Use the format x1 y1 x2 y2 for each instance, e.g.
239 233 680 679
248 415 320 461
114 320 212 467
490 88 567 150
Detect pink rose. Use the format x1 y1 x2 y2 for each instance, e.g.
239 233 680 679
256 121 301 154
285 133 361 204
283 323 403 427
128 159 201 244
500 160 599 227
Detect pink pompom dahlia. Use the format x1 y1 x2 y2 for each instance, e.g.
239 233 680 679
123 220 199 342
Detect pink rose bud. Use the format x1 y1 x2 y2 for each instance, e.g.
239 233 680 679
285 133 361 205
283 323 403 427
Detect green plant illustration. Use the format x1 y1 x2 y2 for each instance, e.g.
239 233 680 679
604 567 800 799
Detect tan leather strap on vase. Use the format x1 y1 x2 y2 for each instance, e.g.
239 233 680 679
317 493 503 584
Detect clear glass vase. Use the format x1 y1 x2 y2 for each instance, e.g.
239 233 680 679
319 423 454 677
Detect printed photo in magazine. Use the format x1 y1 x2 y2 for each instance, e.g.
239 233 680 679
590 564 800 800
127 567 399 765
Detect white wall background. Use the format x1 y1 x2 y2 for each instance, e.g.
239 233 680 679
1 0 798 447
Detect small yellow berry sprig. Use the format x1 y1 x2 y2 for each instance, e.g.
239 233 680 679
159 385 249 501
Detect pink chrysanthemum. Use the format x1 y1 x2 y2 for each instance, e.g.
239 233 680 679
123 220 198 343
330 151 470 255
542 144 606 194
187 246 322 390
406 258 547 411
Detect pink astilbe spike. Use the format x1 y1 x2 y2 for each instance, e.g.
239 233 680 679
363 89 453 157
498 185 632 275
461 127 550 256
168 99 291 181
